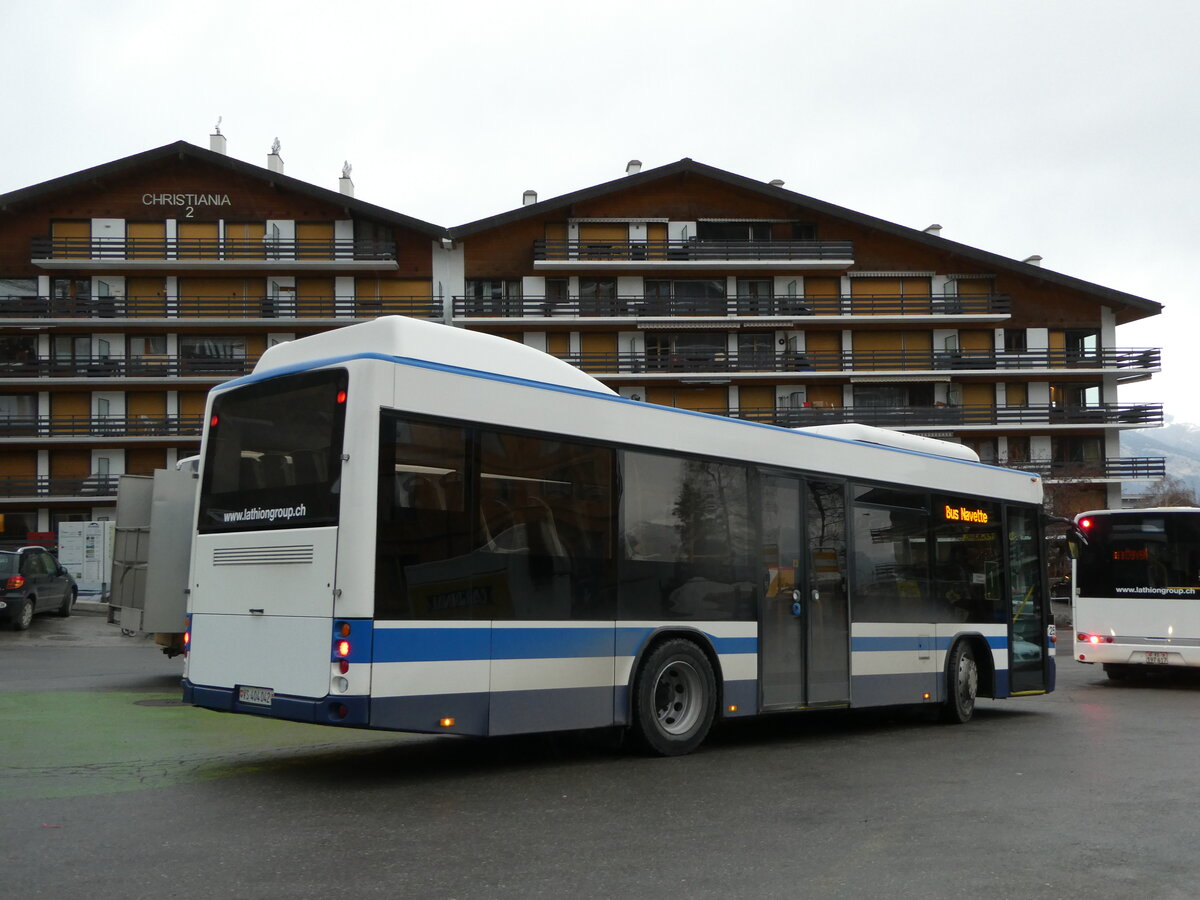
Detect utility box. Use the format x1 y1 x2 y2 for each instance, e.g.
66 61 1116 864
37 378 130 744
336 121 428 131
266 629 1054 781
109 468 196 653
58 520 116 599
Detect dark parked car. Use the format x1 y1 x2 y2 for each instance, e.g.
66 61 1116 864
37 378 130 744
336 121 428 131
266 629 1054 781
0 546 77 630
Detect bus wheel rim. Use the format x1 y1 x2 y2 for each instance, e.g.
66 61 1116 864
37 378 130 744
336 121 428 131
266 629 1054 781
653 660 702 736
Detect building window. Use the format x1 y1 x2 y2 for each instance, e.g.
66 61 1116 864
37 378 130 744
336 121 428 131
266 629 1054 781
737 332 775 369
465 280 521 315
852 383 934 408
0 278 38 302
737 279 773 314
179 336 247 375
697 222 771 242
1003 329 1027 352
644 279 725 315
1050 383 1101 408
579 278 618 315
1065 328 1100 363
0 335 37 368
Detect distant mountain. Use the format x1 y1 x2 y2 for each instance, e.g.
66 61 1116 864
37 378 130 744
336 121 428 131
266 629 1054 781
1121 421 1200 499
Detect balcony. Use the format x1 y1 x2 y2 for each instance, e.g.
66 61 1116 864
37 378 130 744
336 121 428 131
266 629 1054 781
998 457 1166 481
0 474 120 500
0 356 254 380
554 347 1161 376
0 415 203 439
532 239 854 271
30 237 399 272
453 293 1012 320
0 294 441 321
729 403 1164 430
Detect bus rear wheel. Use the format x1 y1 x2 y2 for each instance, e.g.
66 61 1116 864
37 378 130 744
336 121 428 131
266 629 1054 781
940 641 977 724
632 639 717 756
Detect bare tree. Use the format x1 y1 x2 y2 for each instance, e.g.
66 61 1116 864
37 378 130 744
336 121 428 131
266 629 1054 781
1134 475 1199 508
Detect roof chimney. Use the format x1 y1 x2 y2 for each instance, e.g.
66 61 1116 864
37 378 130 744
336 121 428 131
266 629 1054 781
625 159 642 175
923 224 942 236
210 117 226 155
339 161 354 197
267 137 284 174
769 179 785 187
522 189 538 206
1022 255 1043 267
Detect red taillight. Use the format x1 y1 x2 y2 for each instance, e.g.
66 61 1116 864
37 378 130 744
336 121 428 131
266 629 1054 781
1079 517 1093 530
6 575 25 590
183 631 190 648
336 390 347 404
336 640 351 658
338 659 350 675
210 414 219 428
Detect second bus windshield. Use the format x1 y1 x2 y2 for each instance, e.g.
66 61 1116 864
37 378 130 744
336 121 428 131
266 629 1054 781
1078 513 1200 599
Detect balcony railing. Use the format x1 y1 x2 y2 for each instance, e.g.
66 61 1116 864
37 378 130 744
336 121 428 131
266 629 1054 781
0 475 120 499
0 294 441 320
557 347 1160 375
730 403 1163 429
30 237 397 262
0 415 203 438
453 294 1012 318
0 356 253 379
533 239 854 262
997 457 1166 480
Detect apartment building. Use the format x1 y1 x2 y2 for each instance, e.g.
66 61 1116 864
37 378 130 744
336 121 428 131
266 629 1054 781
444 159 1163 519
0 137 443 544
0 141 1163 545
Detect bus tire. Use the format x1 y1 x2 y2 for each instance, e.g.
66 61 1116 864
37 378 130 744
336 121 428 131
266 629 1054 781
632 638 717 756
940 641 977 724
1104 664 1138 681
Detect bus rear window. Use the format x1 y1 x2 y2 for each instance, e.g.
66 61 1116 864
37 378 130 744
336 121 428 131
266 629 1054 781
1077 514 1200 599
198 369 349 533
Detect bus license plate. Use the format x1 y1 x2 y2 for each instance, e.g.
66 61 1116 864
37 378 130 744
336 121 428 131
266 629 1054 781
238 685 274 706
1145 651 1168 665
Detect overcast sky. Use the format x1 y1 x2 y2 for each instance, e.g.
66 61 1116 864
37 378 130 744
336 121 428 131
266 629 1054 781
3 0 1196 423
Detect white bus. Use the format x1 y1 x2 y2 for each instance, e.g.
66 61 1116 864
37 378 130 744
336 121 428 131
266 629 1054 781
182 316 1054 755
1070 507 1200 679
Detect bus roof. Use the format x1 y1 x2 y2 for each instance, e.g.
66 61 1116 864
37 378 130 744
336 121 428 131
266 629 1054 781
1076 507 1200 521
220 316 1041 503
253 316 616 396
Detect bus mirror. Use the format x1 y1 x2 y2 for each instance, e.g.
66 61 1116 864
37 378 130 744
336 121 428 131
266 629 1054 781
1065 527 1086 558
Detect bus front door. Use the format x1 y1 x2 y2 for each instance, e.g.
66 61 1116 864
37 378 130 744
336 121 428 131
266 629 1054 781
1008 505 1049 693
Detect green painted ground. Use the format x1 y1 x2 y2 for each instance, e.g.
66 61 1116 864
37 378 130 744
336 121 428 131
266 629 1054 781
0 692 402 802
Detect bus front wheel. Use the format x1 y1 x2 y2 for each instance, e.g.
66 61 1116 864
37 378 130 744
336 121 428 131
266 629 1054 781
940 641 978 724
632 639 717 756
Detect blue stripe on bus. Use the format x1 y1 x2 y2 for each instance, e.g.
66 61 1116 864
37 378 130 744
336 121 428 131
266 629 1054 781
371 625 757 663
615 627 757 657
850 635 1009 652
492 628 615 659
373 627 492 662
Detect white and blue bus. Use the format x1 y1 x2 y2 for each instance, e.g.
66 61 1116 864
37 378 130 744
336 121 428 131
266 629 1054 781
182 316 1054 755
1070 507 1200 679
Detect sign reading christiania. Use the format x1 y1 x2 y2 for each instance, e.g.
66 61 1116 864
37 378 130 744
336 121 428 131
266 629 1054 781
142 193 232 206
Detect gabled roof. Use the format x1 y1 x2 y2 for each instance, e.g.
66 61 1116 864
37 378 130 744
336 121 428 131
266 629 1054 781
450 158 1161 316
0 140 447 239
